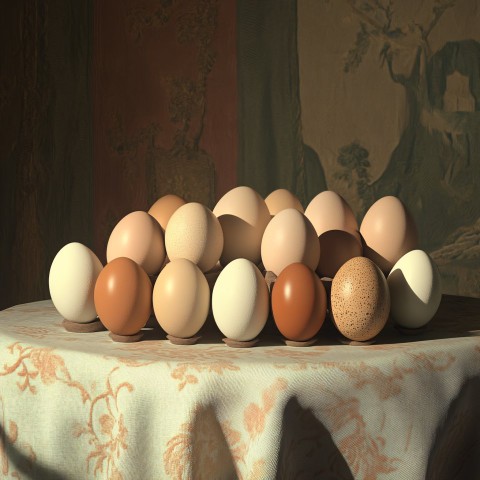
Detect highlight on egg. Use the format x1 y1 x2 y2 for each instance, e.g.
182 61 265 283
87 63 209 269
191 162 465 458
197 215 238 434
261 208 320 276
213 186 271 266
360 196 418 274
49 242 103 323
107 211 166 276
212 258 269 342
331 256 390 342
387 249 442 329
153 258 210 339
165 202 223 273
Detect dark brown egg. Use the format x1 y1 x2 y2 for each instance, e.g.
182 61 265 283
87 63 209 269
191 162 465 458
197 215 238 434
271 263 327 341
94 257 152 336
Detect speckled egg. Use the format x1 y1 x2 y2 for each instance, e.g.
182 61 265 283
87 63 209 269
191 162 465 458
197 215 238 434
331 256 390 342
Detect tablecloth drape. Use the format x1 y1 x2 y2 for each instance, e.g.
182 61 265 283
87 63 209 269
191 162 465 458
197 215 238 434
1 296 479 479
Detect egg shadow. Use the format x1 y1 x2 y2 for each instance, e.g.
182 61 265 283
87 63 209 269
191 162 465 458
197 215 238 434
425 376 480 479
358 231 391 275
276 397 354 479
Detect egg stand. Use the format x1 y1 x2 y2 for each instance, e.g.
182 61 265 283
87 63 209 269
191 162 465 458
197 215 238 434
62 318 106 333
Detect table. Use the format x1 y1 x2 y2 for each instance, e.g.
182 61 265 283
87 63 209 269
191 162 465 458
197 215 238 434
1 295 479 479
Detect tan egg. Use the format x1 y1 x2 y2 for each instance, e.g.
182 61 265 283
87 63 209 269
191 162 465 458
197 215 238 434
153 259 209 338
107 211 165 276
331 257 390 342
265 189 304 216
148 194 186 232
213 186 271 266
360 196 418 274
261 208 320 276
305 191 358 236
165 202 223 273
317 229 363 279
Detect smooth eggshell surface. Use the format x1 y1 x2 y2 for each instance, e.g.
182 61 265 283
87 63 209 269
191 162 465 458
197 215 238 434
261 208 320 276
212 258 269 341
148 194 186 231
272 263 327 341
331 257 390 342
265 189 304 215
360 196 418 274
49 242 103 323
153 259 210 338
317 229 363 279
165 202 223 273
107 211 166 276
388 249 442 328
213 186 271 266
94 257 152 336
305 191 358 236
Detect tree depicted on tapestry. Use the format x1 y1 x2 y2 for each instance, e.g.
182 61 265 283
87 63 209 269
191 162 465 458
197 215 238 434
343 0 480 265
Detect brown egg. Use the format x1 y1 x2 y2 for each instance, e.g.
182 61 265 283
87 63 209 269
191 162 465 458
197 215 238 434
153 259 210 338
360 196 418 274
272 263 327 341
265 189 304 216
317 229 363 279
148 194 186 232
94 257 152 336
107 211 165 275
331 257 390 342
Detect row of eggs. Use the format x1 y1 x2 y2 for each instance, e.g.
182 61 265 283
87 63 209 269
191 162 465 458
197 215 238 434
49 187 441 344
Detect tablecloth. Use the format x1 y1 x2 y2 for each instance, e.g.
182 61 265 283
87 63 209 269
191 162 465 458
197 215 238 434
1 295 479 479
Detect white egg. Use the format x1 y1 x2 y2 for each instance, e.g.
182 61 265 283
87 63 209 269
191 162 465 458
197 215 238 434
212 258 269 341
387 249 442 328
49 242 103 323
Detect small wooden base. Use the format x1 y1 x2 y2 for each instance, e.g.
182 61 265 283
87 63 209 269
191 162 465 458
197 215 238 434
109 331 144 343
223 337 259 348
167 334 200 345
285 337 318 347
62 318 106 333
395 324 428 336
338 336 376 346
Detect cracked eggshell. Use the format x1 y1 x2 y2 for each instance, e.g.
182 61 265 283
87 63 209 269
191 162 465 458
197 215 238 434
212 259 269 341
387 249 442 329
165 202 223 273
153 259 210 338
331 257 390 342
49 242 103 323
261 208 320 276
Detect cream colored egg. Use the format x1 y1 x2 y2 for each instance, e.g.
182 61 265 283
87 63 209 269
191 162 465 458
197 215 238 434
153 259 210 338
165 202 223 273
331 256 390 342
213 186 271 265
388 250 442 328
305 191 358 236
49 242 103 323
261 208 320 276
212 259 269 341
265 189 304 215
107 211 165 276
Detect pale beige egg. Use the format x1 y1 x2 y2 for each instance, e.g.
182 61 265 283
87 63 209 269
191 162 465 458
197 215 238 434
331 256 390 342
265 189 304 216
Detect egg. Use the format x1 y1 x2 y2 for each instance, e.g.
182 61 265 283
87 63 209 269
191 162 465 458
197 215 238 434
305 191 358 236
331 257 390 342
387 250 442 329
212 258 269 342
317 229 363 279
213 186 271 266
49 242 103 323
107 211 166 276
261 208 320 276
265 189 304 216
360 196 418 274
272 263 327 342
148 194 186 232
153 259 210 339
165 202 223 273
94 257 152 337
